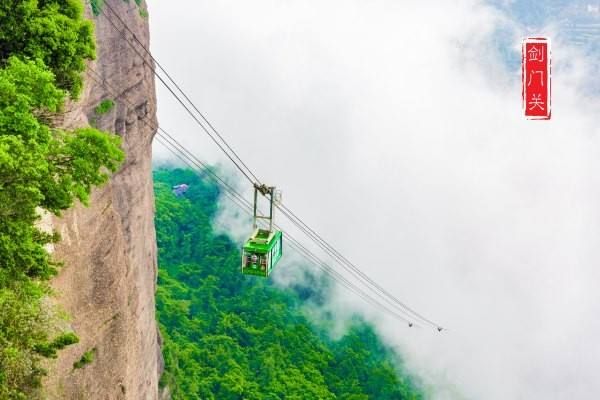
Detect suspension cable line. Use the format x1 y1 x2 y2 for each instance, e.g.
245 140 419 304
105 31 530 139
86 66 421 327
154 133 418 327
276 204 443 329
89 7 447 331
98 2 260 185
101 1 260 185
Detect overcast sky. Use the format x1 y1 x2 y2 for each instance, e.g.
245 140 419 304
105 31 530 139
148 1 600 398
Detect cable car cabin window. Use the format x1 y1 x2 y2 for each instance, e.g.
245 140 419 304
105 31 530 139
260 255 267 270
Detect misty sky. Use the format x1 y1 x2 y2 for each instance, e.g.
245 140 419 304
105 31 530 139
148 1 600 398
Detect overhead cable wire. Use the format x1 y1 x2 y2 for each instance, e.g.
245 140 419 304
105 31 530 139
276 204 444 329
92 7 446 331
160 127 425 327
101 0 260 185
85 67 418 326
154 134 418 328
98 2 259 185
274 204 440 329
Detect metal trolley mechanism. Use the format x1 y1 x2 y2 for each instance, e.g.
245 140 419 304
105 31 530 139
241 184 283 277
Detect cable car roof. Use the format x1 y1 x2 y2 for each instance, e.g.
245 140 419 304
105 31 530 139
243 229 282 252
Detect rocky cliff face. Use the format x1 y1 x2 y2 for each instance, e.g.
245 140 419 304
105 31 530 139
43 1 161 399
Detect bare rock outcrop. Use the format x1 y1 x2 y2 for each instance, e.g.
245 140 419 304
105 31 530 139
43 1 161 399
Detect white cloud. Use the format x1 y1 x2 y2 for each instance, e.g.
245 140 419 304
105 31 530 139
149 0 600 398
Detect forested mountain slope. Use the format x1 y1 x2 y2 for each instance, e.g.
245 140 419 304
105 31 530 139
154 168 423 400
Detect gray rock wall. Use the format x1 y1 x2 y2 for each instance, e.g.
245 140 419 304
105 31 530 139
43 1 161 398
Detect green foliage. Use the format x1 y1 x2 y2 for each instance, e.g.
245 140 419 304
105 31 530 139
73 348 96 369
155 168 424 400
0 0 95 98
34 332 79 358
90 0 105 16
0 3 124 398
91 0 147 20
0 284 49 400
94 99 115 115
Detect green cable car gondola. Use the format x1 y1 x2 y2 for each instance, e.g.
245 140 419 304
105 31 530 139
242 184 283 277
242 229 283 277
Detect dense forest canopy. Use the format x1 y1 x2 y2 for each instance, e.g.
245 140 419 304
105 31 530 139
0 1 124 398
155 168 423 400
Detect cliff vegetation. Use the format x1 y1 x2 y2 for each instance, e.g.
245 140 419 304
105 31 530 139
0 1 124 398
